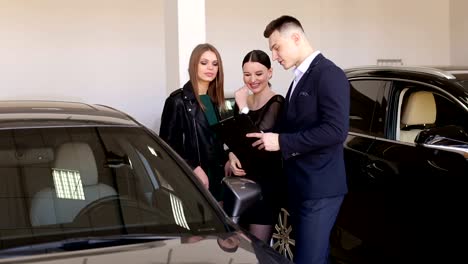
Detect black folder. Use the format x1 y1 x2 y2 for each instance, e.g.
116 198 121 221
212 115 266 173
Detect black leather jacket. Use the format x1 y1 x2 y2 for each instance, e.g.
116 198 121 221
159 81 226 170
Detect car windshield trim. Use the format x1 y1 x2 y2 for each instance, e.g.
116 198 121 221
0 113 137 126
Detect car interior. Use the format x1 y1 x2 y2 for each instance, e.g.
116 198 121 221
398 90 437 143
29 142 117 226
0 125 228 246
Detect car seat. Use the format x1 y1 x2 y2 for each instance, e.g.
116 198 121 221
30 142 117 226
399 91 437 143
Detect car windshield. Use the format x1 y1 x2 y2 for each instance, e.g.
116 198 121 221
0 126 226 252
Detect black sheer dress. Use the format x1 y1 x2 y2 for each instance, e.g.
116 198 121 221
233 94 285 225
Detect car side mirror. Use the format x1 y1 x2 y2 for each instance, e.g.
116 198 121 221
415 125 468 146
222 177 262 224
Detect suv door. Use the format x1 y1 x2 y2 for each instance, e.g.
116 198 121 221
331 79 391 264
358 80 468 262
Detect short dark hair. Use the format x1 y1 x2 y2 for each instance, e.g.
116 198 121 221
242 50 271 69
263 15 304 38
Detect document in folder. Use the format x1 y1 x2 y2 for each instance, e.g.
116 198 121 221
212 115 266 173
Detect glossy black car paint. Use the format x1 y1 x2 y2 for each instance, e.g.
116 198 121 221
332 66 468 263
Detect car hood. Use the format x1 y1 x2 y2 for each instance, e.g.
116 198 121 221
0 232 291 264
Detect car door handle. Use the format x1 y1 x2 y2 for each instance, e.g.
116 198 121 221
366 162 384 172
427 160 449 171
364 162 384 179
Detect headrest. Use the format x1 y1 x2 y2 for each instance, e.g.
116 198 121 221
401 91 436 126
53 142 98 186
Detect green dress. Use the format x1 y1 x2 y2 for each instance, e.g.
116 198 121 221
200 95 218 126
200 95 224 200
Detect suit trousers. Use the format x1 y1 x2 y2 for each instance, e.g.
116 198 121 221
290 195 344 264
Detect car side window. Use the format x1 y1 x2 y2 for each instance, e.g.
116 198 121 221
396 83 468 143
349 80 388 136
432 93 468 131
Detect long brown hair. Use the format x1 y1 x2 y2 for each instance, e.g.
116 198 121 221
188 43 225 110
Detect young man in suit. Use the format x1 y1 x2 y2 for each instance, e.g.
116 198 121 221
245 15 350 264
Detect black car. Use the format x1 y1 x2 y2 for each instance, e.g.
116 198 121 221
0 100 291 263
332 66 468 263
226 66 468 263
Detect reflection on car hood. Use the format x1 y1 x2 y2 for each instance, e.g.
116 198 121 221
0 232 291 264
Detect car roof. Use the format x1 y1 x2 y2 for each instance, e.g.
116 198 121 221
430 66 468 81
345 65 468 80
0 100 139 129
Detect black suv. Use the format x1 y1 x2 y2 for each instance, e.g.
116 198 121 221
253 66 468 263
0 101 291 263
332 66 468 263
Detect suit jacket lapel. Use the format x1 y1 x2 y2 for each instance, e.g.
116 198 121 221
284 81 294 107
289 53 325 104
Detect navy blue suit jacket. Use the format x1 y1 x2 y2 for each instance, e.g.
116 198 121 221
278 53 349 200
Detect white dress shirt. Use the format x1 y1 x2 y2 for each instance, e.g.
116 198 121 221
290 50 321 100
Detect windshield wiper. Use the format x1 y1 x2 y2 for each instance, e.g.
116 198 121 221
0 234 179 258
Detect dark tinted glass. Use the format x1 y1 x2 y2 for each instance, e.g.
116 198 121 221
349 80 386 135
371 81 391 137
0 126 225 252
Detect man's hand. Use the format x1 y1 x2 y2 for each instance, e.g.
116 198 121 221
193 166 209 189
228 152 246 176
246 132 280 151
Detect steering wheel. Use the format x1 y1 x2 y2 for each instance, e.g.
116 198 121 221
74 194 174 227
74 195 138 222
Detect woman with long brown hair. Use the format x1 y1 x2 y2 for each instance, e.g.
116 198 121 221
159 43 226 201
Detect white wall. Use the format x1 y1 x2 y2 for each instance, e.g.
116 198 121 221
0 0 459 132
450 0 468 65
207 0 451 97
0 0 166 131
320 0 450 67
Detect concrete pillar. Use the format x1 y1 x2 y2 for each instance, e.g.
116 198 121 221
165 0 206 94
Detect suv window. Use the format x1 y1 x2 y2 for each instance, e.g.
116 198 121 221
0 126 225 251
349 80 388 136
433 93 468 131
396 83 468 142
